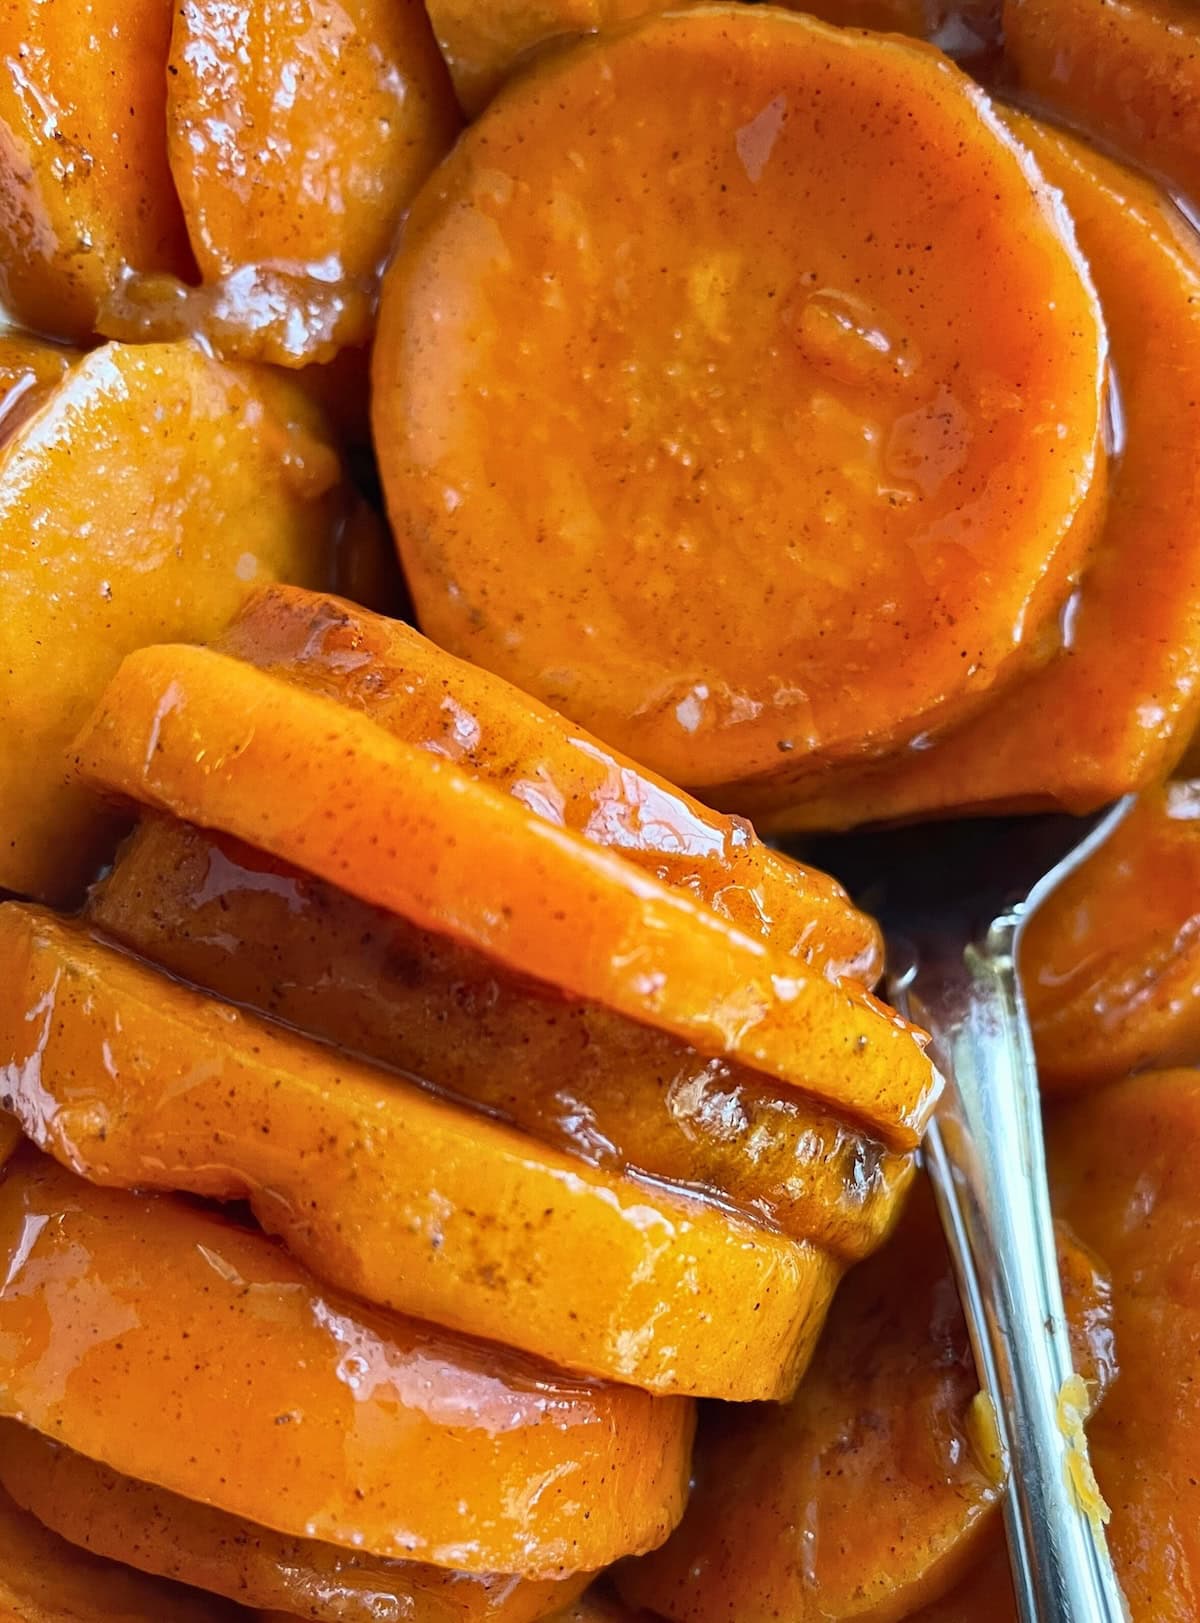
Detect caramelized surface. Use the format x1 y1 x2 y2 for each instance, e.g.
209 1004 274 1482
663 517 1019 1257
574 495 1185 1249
0 1150 692 1576
73 644 937 1148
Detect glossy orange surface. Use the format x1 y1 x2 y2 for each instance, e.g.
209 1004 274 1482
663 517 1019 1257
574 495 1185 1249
0 342 358 906
374 6 1105 794
0 1481 240 1623
89 816 911 1260
620 1185 1113 1622
0 1422 586 1623
215 586 881 984
0 905 836 1399
1005 0 1200 208
0 0 193 342
1049 1070 1200 1620
0 1149 692 1576
129 0 461 366
0 334 75 440
737 116 1200 829
72 644 937 1149
1025 782 1200 1090
906 1543 1015 1622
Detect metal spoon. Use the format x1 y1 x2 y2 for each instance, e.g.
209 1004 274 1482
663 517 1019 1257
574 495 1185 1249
802 800 1134 1623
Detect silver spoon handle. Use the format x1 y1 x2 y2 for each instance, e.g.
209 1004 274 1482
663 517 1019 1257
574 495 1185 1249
896 917 1127 1623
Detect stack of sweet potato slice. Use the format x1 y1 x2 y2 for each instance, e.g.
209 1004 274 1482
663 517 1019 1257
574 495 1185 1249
0 583 936 1619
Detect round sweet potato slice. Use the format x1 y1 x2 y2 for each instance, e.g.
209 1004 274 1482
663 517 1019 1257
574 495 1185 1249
71 645 937 1149
373 5 1105 793
0 1423 586 1623
743 115 1200 831
0 1148 692 1576
1024 782 1200 1092
0 341 361 906
214 585 881 984
0 904 838 1399
618 1184 1113 1623
0 0 193 343
113 0 461 365
88 815 912 1259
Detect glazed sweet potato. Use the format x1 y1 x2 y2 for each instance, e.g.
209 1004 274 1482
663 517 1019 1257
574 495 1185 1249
619 1185 1112 1623
1049 1070 1200 1619
0 905 836 1399
0 1481 241 1623
0 0 192 342
0 1423 585 1623
1005 0 1200 209
0 1114 19 1171
0 334 75 437
907 1544 1015 1622
88 816 912 1259
1024 782 1200 1091
745 115 1200 831
0 341 364 906
373 6 1105 794
72 645 937 1149
214 585 881 983
112 0 460 365
0 1149 692 1575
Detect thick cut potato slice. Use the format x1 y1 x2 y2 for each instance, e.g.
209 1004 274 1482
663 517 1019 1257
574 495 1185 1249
619 1185 1112 1623
0 1424 585 1623
745 118 1200 831
1005 0 1200 209
0 0 192 342
0 905 836 1399
72 645 937 1149
88 816 912 1259
102 0 461 366
1049 1070 1200 1619
1025 782 1200 1091
0 342 357 905
214 585 881 983
0 1149 692 1576
0 1482 240 1623
374 6 1104 793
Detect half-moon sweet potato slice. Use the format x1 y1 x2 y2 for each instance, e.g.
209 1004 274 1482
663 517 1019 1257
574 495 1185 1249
0 1148 692 1576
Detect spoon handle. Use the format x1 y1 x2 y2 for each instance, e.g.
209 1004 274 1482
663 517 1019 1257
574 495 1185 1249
896 918 1127 1623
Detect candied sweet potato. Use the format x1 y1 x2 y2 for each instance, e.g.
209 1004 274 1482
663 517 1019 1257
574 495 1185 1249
1024 782 1200 1091
130 0 461 365
745 115 1200 830
619 1185 1112 1623
0 1149 692 1576
72 645 936 1148
906 1544 1015 1622
0 0 192 342
1049 1070 1200 1619
0 333 75 439
88 816 912 1259
0 1482 241 1623
0 1423 585 1623
0 341 358 906
373 6 1105 793
0 905 838 1399
1005 0 1200 209
215 586 880 982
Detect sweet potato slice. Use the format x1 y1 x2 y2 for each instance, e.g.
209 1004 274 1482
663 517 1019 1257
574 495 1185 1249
1024 782 1200 1091
1005 0 1200 209
0 1148 692 1575
0 904 837 1399
907 1544 1015 1622
0 1481 241 1623
112 0 460 366
1049 1070 1200 1619
215 585 881 984
743 116 1200 831
0 1423 585 1623
0 334 75 439
88 816 911 1259
619 1184 1112 1623
72 645 936 1148
0 341 363 906
373 5 1104 794
0 0 192 343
